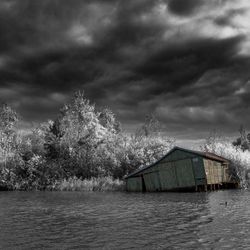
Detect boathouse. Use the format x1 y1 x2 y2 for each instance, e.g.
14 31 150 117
125 147 239 192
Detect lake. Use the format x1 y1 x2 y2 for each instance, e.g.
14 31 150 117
0 190 250 249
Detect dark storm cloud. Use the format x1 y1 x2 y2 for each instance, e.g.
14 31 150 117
1 0 250 141
167 0 204 16
214 7 247 26
136 36 242 92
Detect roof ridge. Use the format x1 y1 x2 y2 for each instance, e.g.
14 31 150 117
124 146 229 179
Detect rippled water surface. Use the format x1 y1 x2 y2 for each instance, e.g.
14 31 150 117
0 190 250 249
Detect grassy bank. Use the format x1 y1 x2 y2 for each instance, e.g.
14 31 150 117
52 176 125 191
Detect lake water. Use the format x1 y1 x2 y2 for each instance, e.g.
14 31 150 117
0 190 250 249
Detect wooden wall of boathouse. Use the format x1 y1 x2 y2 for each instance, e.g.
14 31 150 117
125 147 238 192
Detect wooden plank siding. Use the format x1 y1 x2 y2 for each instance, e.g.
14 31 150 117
126 176 142 192
175 159 195 188
143 171 161 192
203 159 224 184
125 147 238 192
158 162 178 190
192 157 207 186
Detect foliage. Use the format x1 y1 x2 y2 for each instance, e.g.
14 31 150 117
0 93 174 190
2 94 250 191
0 104 20 189
135 113 161 138
232 125 250 151
54 176 125 191
0 104 19 158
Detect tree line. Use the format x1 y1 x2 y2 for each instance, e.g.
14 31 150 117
0 91 174 190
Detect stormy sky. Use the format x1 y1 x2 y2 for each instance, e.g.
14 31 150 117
1 0 250 142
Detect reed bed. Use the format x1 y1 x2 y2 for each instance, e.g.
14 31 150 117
53 176 125 191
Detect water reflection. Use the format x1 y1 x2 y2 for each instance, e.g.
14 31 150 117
0 190 249 249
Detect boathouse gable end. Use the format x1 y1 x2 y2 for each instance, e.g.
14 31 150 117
126 176 143 192
125 147 237 192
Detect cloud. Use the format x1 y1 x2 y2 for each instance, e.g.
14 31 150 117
0 0 250 141
167 0 205 16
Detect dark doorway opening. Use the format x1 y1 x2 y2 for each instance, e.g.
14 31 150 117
141 175 146 192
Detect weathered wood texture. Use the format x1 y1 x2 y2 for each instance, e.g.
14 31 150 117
126 177 142 192
126 147 238 192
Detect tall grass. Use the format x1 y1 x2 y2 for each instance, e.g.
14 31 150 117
53 176 125 191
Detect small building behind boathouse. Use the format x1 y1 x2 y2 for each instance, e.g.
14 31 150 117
125 147 239 192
